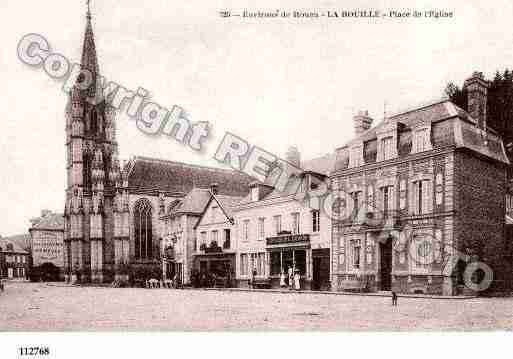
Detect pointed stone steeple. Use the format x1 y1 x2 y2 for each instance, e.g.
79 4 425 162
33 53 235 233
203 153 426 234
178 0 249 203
79 1 103 104
64 2 120 284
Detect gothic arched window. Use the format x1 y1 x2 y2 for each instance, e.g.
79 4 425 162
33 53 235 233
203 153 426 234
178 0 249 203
83 152 92 190
104 154 111 188
90 109 98 135
134 199 153 260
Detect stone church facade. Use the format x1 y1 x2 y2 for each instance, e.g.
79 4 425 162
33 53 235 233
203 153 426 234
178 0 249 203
63 11 251 283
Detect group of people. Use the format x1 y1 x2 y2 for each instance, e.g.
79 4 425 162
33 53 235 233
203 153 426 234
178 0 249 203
146 273 182 289
191 270 233 288
280 266 301 290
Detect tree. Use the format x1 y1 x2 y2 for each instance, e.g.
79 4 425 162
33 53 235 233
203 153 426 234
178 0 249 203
445 69 513 145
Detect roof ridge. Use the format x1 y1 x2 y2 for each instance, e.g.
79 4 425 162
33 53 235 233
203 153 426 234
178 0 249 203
133 156 243 174
335 97 453 150
387 97 450 121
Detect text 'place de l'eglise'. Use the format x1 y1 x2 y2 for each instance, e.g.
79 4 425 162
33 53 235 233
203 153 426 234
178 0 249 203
4 8 513 298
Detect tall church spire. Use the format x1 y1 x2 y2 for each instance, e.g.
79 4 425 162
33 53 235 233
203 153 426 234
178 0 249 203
80 0 101 102
86 0 91 19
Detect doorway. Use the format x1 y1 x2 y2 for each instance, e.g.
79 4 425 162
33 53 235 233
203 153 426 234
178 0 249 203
380 237 393 291
312 249 330 291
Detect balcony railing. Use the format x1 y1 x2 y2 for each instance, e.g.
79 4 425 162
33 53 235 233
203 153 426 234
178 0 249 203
339 209 401 229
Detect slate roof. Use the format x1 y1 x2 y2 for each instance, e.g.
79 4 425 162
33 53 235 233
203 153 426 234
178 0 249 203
302 153 336 176
334 99 509 171
237 154 331 205
196 194 243 227
0 236 29 254
213 195 244 218
127 156 252 197
345 100 457 145
3 234 32 252
30 213 64 231
167 188 212 216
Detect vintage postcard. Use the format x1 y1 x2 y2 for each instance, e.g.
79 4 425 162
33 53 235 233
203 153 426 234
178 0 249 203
1 0 512 357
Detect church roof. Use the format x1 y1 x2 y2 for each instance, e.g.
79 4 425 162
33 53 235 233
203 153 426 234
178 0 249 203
127 156 252 197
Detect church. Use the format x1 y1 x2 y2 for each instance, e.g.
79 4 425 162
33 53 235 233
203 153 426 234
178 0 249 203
63 8 252 283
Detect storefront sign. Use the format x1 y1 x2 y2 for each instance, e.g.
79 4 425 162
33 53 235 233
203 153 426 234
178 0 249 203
266 234 310 246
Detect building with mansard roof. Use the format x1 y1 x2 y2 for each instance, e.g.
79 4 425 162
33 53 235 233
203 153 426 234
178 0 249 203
63 9 251 283
331 72 512 295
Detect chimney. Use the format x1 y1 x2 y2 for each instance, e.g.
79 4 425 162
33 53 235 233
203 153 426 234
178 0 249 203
463 71 489 130
210 183 219 195
41 209 51 218
353 110 373 136
285 146 301 167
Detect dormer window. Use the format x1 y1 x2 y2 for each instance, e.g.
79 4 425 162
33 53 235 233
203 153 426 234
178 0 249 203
379 136 394 161
251 187 259 202
412 128 431 153
349 146 363 168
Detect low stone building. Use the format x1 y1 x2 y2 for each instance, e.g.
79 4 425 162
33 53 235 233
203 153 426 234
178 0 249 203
331 73 511 295
0 236 30 280
29 210 65 270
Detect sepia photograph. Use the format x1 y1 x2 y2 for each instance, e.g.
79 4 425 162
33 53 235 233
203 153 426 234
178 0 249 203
1 0 513 357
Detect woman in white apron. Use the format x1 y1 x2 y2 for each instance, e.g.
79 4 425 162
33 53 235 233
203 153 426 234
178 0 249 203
294 269 300 290
287 266 294 290
279 270 286 288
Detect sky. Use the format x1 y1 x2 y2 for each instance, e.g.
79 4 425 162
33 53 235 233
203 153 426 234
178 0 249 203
1 0 513 235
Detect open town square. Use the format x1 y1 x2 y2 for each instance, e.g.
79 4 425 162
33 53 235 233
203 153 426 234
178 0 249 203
1 282 513 331
5 6 513 359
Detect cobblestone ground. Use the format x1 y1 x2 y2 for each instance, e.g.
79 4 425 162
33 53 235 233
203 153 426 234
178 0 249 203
1 282 512 331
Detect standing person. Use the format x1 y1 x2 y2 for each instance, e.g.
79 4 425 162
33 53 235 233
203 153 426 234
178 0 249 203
249 267 255 289
392 291 398 306
294 268 301 290
288 265 294 290
279 270 286 288
252 268 258 288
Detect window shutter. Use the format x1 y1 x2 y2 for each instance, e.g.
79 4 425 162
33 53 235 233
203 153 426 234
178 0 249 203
367 185 374 212
412 182 418 214
423 181 432 213
399 179 406 210
346 192 353 219
389 186 395 211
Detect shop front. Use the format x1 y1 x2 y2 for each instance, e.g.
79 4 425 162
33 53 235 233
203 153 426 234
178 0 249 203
162 244 184 285
266 233 311 289
193 244 236 288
